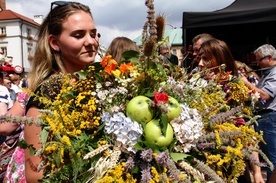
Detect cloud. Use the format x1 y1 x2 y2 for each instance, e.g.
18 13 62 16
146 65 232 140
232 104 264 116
6 0 234 48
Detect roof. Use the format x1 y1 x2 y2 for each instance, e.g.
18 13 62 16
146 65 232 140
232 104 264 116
133 28 182 46
183 0 276 29
181 0 276 64
217 0 276 12
0 9 40 26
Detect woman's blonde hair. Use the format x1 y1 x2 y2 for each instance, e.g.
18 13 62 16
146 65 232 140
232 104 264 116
235 60 260 79
28 2 93 92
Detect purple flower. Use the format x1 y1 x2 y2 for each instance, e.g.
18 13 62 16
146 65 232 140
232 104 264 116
140 165 151 183
125 156 135 172
157 150 169 166
223 85 229 93
140 149 153 162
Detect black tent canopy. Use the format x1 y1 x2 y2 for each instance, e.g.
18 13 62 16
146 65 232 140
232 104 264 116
182 0 276 65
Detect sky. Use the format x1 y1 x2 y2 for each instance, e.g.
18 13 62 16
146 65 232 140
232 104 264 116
6 0 235 49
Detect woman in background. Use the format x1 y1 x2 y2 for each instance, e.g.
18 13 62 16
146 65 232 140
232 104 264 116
198 38 239 77
198 38 265 183
105 36 140 62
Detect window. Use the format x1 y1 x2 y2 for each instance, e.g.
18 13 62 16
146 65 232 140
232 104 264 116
27 28 32 36
0 27 6 35
27 28 33 40
172 49 177 55
0 47 7 56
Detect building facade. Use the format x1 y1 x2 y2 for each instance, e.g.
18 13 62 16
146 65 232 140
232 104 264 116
0 0 41 76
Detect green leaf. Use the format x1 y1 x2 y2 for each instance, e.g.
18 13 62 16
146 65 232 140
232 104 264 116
62 90 77 99
156 63 167 76
18 140 37 155
92 62 103 73
40 128 49 150
145 91 154 98
122 50 140 60
134 142 144 150
160 113 168 136
17 140 28 149
74 69 88 80
131 164 139 174
54 150 61 167
170 152 190 163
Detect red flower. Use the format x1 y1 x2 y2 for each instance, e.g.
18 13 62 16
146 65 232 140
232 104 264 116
153 91 168 104
233 117 245 127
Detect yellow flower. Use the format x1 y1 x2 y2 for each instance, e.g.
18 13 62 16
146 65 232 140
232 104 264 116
112 69 121 78
61 135 71 147
151 166 160 182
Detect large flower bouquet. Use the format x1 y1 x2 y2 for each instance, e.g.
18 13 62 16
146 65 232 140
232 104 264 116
1 0 272 182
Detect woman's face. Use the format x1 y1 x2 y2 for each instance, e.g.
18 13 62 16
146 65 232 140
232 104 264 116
198 51 217 71
51 11 99 73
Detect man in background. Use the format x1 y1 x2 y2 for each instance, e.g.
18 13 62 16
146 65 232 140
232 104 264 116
190 33 214 73
159 40 179 66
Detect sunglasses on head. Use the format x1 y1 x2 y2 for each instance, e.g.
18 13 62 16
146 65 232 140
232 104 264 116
50 1 72 19
50 1 72 11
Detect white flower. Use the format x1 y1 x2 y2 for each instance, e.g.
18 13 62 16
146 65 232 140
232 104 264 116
110 105 121 113
96 83 102 89
170 104 203 153
189 74 208 88
251 91 260 105
102 112 143 153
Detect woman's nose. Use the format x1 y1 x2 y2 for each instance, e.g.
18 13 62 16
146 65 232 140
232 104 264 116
84 34 98 46
198 58 204 67
198 59 206 71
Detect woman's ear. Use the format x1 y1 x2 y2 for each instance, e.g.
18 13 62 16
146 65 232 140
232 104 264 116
49 35 60 52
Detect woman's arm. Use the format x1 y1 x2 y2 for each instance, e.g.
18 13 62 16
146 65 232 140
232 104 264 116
0 102 8 115
0 101 25 136
250 151 265 183
24 107 44 183
239 74 270 101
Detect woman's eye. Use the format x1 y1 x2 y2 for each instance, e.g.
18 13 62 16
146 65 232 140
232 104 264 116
201 56 207 61
73 34 83 38
90 33 96 38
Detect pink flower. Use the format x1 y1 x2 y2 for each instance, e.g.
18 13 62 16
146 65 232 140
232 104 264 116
233 118 245 127
14 148 25 164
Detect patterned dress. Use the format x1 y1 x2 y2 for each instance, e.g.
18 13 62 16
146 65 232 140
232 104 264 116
3 92 28 183
4 128 25 183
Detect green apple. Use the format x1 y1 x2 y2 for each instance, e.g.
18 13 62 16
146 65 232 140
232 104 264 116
144 119 174 147
126 96 155 123
166 96 181 121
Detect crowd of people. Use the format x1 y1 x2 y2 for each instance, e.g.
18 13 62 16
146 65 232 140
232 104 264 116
186 33 276 183
0 1 275 183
